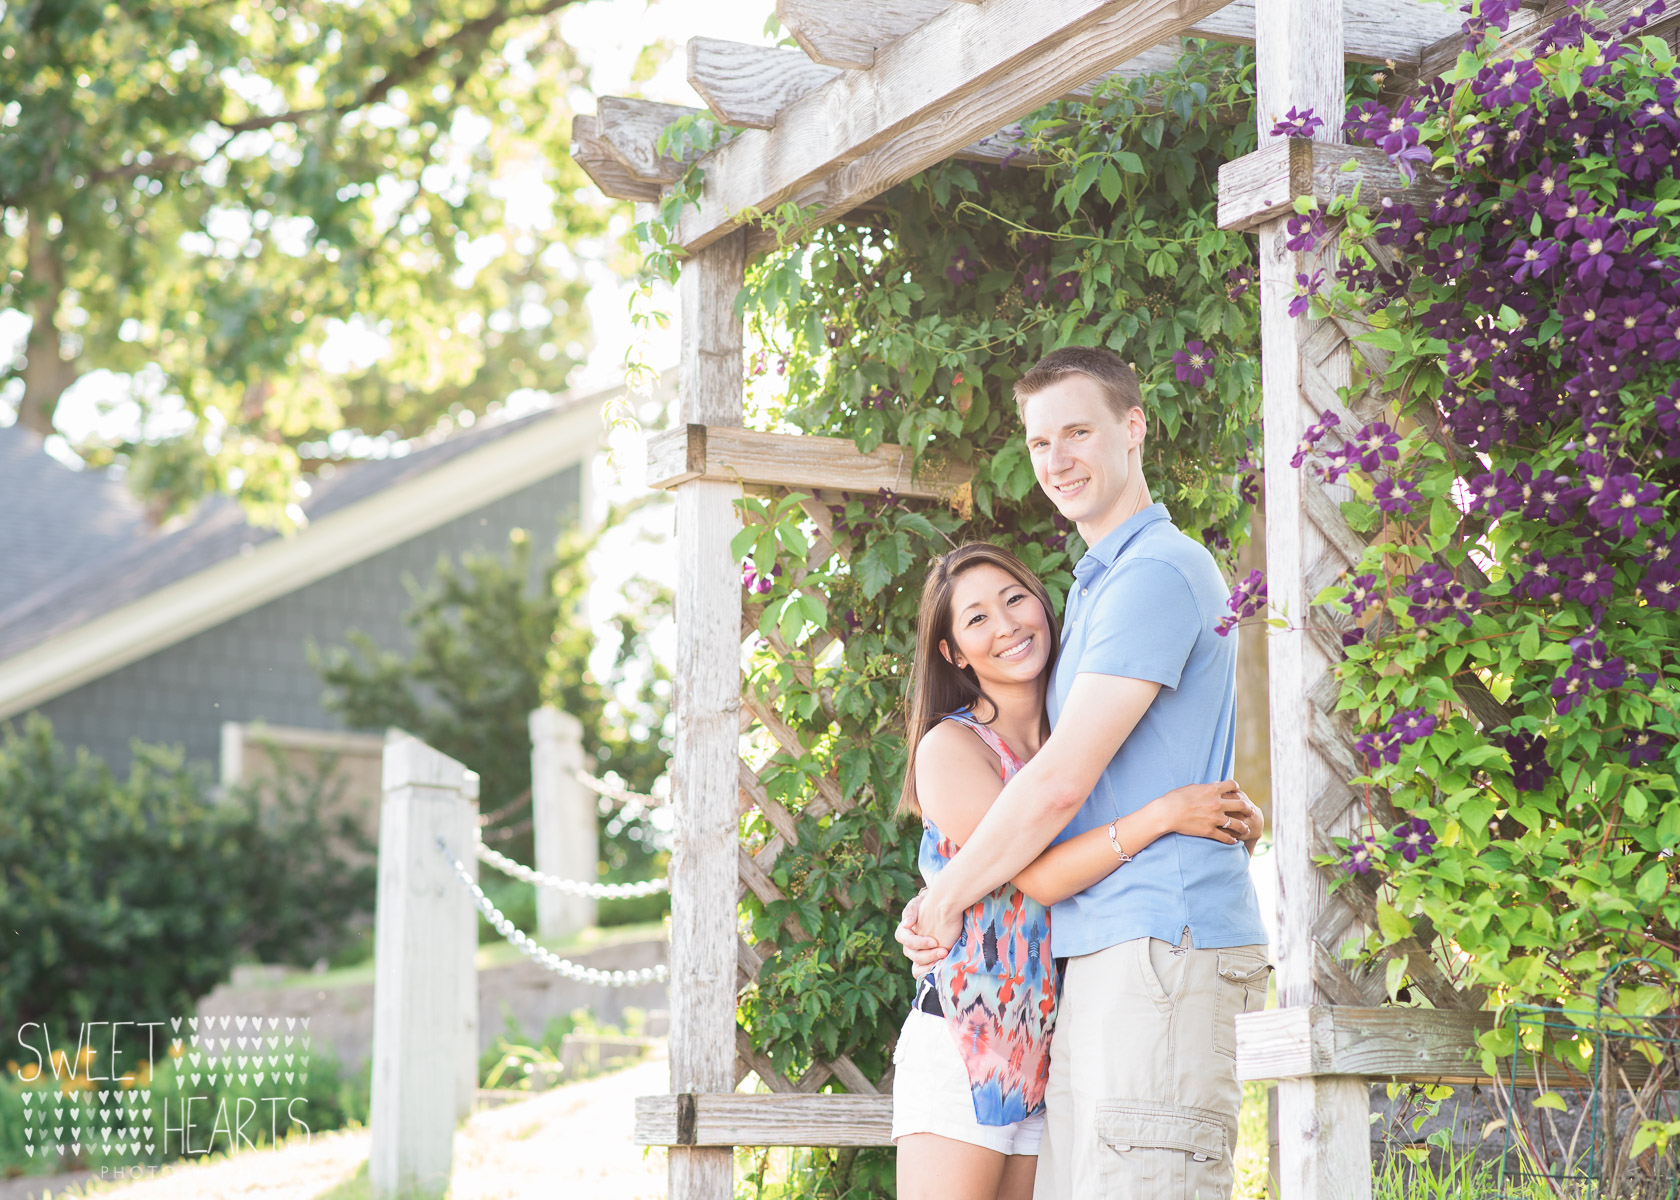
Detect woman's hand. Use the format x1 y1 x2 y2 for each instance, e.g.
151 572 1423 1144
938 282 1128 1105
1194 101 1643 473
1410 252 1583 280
1153 780 1262 847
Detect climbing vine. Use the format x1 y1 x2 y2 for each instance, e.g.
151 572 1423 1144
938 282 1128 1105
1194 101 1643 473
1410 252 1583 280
1269 0 1680 1165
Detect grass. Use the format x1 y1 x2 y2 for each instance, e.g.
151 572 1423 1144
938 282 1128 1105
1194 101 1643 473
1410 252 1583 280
1234 1082 1270 1199
309 1160 372 1200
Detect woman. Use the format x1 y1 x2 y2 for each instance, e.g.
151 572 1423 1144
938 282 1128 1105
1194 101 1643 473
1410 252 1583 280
892 542 1260 1200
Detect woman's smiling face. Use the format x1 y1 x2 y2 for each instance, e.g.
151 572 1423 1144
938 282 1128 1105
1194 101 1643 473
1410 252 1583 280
941 562 1053 687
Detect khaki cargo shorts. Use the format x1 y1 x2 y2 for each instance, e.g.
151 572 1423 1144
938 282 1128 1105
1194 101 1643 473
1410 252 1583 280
1033 930 1270 1199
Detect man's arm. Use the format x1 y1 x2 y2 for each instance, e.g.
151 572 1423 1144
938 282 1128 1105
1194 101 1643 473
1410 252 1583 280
912 672 1161 948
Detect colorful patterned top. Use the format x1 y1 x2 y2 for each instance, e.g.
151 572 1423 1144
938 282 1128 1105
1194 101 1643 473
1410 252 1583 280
918 709 1058 1126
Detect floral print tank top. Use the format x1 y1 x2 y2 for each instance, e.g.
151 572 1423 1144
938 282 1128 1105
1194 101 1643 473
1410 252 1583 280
918 709 1057 1126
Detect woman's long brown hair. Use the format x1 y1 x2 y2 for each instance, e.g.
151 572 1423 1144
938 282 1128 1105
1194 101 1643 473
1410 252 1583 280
897 543 1060 819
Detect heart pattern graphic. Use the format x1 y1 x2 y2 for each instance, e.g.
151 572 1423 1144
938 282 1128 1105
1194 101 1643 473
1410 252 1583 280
14 1011 317 1162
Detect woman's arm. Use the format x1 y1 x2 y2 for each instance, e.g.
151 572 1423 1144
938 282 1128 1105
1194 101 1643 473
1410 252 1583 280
1009 781 1256 907
914 724 1259 909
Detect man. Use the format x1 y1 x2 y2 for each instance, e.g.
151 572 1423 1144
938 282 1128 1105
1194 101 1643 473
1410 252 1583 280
896 345 1270 1198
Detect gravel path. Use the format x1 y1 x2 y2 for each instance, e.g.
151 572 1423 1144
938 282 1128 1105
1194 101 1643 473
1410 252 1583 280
4 1048 669 1200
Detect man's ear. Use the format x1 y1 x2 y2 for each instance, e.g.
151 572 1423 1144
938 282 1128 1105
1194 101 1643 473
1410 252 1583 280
1127 403 1148 451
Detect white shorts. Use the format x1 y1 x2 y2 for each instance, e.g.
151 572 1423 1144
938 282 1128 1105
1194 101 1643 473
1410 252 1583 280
890 1009 1045 1156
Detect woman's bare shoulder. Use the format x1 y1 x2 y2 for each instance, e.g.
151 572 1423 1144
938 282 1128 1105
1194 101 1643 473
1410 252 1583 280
916 718 995 773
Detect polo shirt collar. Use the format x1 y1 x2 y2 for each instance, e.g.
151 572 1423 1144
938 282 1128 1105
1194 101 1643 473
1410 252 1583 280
1073 502 1172 583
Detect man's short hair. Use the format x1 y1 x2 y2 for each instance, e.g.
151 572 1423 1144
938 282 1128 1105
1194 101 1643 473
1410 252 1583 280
1014 346 1145 422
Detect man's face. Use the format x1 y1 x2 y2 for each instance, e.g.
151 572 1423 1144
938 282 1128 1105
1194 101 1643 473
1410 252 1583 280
1022 373 1144 535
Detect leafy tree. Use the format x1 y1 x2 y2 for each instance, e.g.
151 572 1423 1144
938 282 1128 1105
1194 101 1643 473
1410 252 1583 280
0 0 613 522
313 518 673 915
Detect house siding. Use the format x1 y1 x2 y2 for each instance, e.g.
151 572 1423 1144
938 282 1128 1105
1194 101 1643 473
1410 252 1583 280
31 465 581 776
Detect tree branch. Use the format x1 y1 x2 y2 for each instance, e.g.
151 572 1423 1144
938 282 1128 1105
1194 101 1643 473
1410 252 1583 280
86 0 577 182
214 0 576 135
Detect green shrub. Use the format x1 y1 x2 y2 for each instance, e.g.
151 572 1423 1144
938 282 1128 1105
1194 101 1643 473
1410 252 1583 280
0 714 377 1068
0 716 249 1069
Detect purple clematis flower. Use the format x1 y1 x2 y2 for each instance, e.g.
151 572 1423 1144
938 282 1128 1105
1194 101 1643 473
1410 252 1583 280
1271 106 1325 138
1286 209 1328 252
1291 410 1341 468
1174 340 1217 388
1342 835 1380 875
946 245 978 285
1021 261 1049 303
1216 569 1268 637
1474 58 1543 108
1374 474 1422 515
1568 219 1628 287
1586 474 1662 538
1391 817 1438 863
1288 270 1325 319
1504 731 1553 791
1506 238 1560 282
1626 727 1673 767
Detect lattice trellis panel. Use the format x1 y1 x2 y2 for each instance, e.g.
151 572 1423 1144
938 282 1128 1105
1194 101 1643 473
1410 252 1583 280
728 489 891 1098
1286 281 1493 1014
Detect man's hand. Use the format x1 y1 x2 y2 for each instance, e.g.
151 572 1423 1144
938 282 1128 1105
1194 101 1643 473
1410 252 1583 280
894 891 949 977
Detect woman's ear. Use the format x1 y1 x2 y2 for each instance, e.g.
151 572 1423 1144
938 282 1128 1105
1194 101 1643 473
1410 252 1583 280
938 638 964 669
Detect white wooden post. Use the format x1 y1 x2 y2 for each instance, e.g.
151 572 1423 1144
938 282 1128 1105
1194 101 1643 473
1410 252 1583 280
1254 1 1374 1197
369 734 481 1200
531 706 595 939
668 228 748 1200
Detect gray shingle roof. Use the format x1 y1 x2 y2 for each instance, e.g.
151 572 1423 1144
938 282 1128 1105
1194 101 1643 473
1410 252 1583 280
0 394 595 664
0 426 149 616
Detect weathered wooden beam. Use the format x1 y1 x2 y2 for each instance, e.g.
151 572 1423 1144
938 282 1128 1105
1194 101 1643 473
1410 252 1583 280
689 37 841 129
673 0 1239 252
635 1093 894 1147
667 232 749 1200
1216 138 1445 231
569 114 660 202
689 36 1183 133
777 0 956 70
778 0 1460 74
1237 1005 1643 1090
646 424 972 500
1198 0 1464 65
596 96 732 186
1239 1007 1498 1084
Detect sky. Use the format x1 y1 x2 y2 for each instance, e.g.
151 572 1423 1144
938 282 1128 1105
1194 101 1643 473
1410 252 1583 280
561 1 777 749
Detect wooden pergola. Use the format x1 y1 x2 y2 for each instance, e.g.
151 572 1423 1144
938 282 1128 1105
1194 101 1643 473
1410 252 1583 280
567 2 1665 1196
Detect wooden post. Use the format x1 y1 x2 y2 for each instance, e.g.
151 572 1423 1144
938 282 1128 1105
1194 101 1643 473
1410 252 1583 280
667 228 748 1200
369 734 481 1200
1253 1 1374 1197
530 706 595 939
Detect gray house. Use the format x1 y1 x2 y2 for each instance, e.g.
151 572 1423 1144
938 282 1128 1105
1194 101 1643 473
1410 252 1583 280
0 388 608 777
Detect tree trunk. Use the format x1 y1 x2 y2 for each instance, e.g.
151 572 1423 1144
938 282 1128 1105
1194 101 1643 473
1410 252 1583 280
16 213 79 437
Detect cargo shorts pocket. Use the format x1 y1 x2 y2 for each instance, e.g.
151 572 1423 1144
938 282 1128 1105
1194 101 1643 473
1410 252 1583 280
1213 949 1272 1059
1096 1101 1228 1198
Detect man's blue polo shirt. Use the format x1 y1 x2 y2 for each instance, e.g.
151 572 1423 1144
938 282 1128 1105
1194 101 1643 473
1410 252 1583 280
1046 502 1267 957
